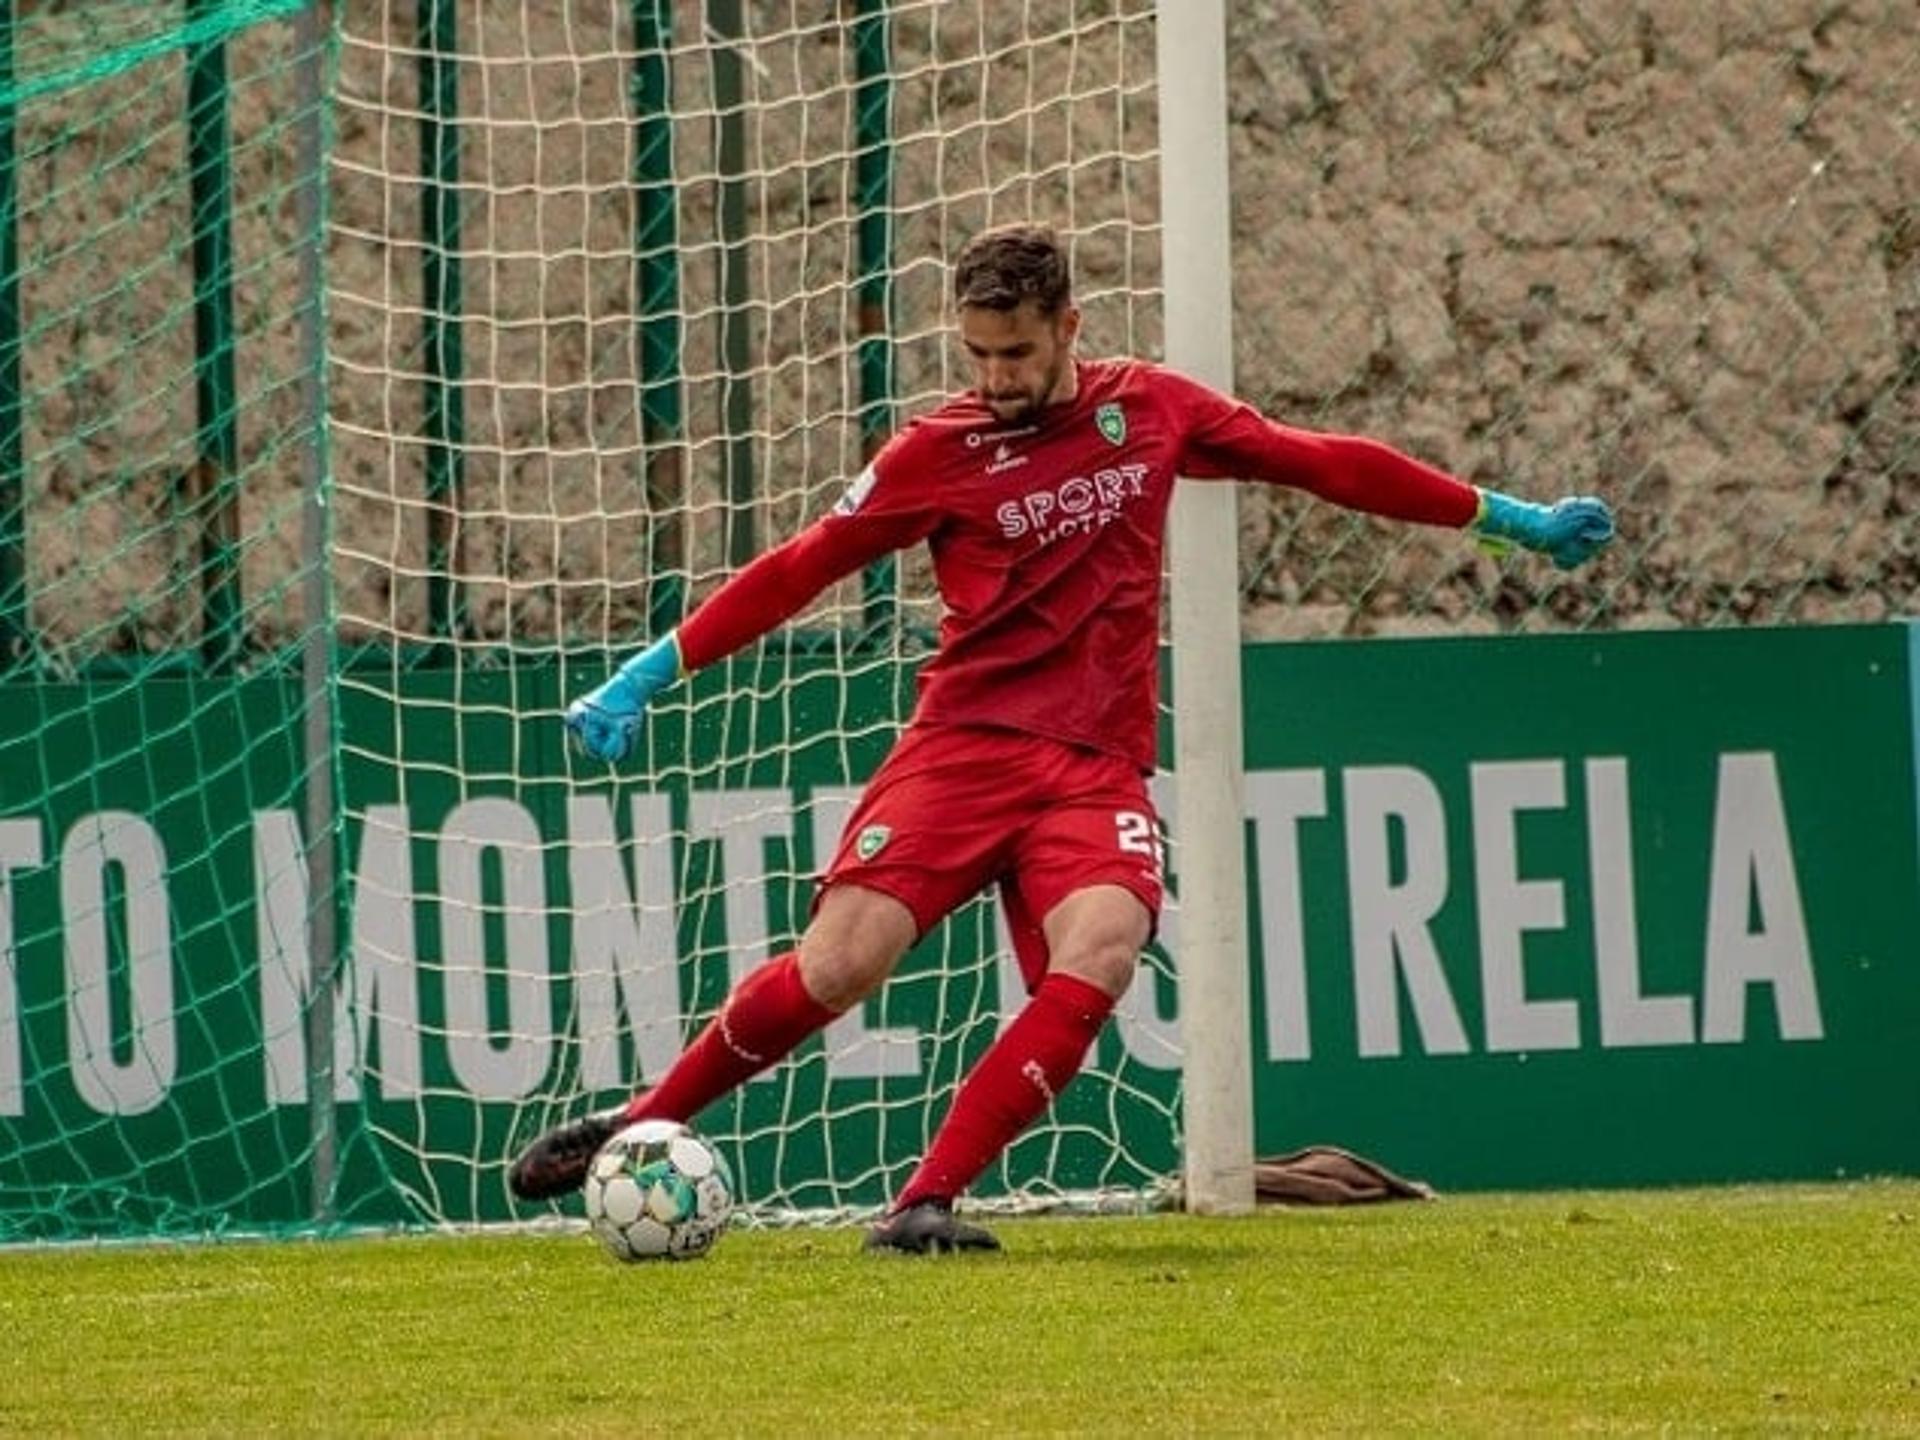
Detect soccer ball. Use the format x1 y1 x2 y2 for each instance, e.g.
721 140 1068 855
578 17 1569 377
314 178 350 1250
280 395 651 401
583 1119 734 1262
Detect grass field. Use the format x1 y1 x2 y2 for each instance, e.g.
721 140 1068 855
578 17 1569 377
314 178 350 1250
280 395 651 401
4 1181 1918 1436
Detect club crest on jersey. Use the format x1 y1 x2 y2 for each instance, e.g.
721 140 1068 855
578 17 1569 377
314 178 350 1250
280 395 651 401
1095 402 1126 446
855 824 891 861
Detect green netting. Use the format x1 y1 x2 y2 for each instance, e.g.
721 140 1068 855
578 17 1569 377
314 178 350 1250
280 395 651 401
0 0 309 107
4 5 328 676
0 2 335 1240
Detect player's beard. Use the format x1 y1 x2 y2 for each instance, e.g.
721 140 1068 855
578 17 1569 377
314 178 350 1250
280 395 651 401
986 352 1068 425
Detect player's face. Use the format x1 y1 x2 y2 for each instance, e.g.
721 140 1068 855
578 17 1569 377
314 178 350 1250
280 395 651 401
958 300 1081 424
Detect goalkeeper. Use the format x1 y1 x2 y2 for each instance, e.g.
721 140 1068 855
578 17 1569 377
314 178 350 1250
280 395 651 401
510 223 1614 1253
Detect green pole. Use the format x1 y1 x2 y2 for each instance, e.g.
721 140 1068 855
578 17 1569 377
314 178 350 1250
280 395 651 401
0 0 23 673
714 0 756 576
710 0 754 569
631 0 683 638
292 0 337 1226
852 0 896 638
186 0 243 673
419 0 465 647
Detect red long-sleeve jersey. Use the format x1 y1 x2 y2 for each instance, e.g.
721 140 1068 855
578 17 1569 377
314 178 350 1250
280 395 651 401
677 358 1478 770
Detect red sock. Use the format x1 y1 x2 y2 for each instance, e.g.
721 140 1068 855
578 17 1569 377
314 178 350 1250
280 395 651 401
893 972 1115 1211
624 950 837 1124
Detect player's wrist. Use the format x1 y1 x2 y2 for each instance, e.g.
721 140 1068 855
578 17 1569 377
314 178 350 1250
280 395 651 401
614 630 684 703
1471 487 1549 548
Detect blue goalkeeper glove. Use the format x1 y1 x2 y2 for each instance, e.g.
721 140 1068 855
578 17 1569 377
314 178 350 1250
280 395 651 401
1473 489 1615 570
565 632 683 763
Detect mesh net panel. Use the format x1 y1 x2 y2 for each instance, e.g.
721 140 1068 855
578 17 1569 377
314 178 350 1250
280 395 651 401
0 2 331 1239
325 0 1174 1227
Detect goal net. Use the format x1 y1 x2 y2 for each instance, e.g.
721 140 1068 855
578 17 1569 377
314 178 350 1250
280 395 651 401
0 0 1178 1244
323 0 1175 1227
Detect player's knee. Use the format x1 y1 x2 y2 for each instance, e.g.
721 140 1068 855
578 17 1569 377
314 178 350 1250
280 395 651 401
796 942 893 1011
1047 939 1139 1000
1041 887 1150 999
798 887 916 1010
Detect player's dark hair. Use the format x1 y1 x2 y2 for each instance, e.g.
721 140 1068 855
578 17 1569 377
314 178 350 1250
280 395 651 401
952 223 1073 316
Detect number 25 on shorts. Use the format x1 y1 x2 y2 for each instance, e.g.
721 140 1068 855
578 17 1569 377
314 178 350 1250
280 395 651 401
1115 810 1163 874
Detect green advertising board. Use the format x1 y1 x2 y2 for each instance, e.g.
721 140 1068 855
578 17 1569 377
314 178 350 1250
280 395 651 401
2 625 1916 1239
0 652 1178 1237
0 675 317 1237
1235 625 1920 1189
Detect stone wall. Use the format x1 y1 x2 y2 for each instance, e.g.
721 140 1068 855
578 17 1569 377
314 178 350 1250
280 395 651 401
1223 1 1915 635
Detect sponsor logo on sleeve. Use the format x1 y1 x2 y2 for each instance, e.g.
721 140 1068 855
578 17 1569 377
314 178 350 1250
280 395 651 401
831 463 880 516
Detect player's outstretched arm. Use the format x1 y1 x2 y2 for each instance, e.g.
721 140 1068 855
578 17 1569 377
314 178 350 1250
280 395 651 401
1471 489 1615 570
565 500 919 765
1161 367 1617 570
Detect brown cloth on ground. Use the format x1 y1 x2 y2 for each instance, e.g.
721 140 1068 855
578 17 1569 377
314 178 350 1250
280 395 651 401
1253 1145 1436 1205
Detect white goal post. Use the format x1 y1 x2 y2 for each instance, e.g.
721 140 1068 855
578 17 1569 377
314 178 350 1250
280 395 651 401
1157 0 1255 1215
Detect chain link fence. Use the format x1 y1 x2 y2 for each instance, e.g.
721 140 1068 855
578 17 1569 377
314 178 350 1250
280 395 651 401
1226 1 1916 638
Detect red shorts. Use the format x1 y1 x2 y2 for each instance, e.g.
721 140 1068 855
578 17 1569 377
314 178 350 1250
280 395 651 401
817 723 1164 992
